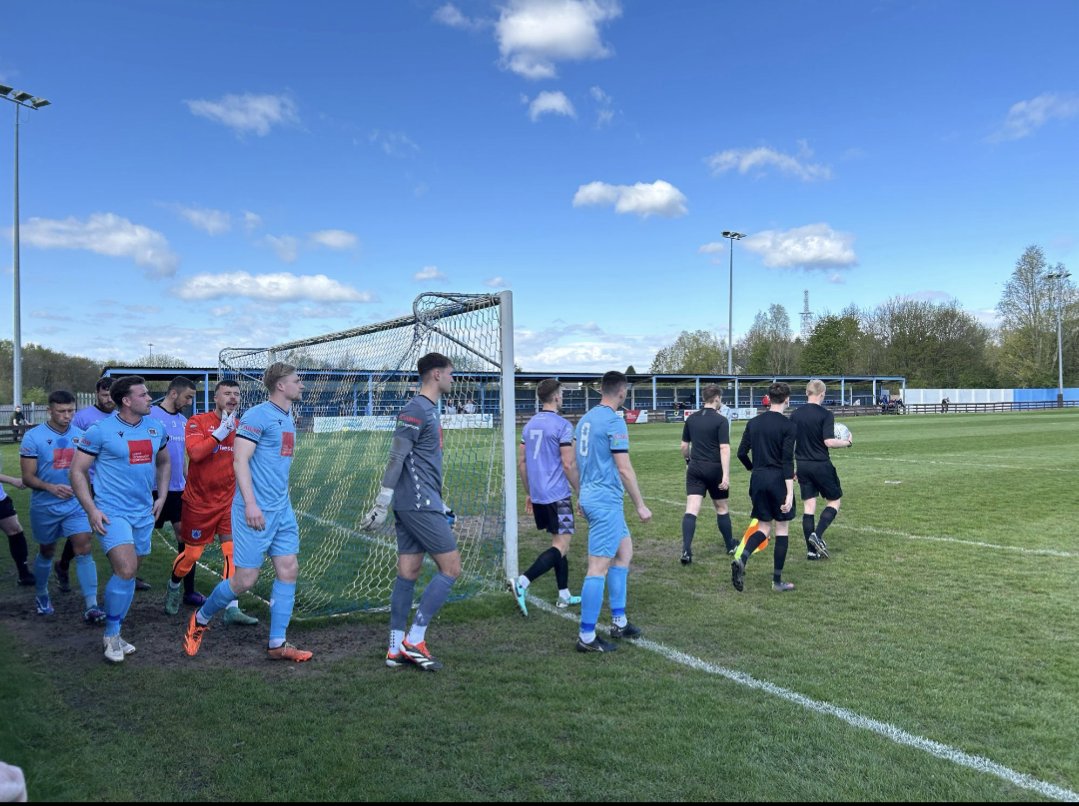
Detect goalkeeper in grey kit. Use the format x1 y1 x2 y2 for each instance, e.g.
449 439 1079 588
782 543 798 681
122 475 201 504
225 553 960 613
361 352 460 672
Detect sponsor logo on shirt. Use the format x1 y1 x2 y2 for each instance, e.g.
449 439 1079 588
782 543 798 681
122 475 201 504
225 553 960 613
280 431 295 457
52 448 74 470
397 414 422 432
148 428 159 437
128 440 154 465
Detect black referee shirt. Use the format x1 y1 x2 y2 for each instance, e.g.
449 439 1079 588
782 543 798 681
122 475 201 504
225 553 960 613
737 411 796 478
681 408 730 462
791 403 834 462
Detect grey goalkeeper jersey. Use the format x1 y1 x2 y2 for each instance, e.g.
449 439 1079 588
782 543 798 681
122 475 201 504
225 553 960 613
392 394 445 512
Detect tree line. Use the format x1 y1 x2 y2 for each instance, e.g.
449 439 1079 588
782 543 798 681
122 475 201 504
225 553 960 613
650 245 1077 388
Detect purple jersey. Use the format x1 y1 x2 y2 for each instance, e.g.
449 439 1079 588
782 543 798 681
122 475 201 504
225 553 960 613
72 405 113 483
521 410 574 505
149 405 188 492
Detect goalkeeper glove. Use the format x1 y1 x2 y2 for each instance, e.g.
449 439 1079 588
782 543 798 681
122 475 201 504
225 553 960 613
359 487 393 530
212 411 237 441
443 504 456 528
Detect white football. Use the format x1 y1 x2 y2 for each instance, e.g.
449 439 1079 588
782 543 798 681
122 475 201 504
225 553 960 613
834 423 851 442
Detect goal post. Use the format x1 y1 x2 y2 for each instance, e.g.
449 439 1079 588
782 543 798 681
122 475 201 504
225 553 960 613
216 290 517 618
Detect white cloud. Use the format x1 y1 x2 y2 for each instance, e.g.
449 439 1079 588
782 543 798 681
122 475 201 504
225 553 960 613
20 213 180 277
174 205 231 235
369 129 420 157
433 3 487 30
528 90 576 122
573 179 688 218
414 265 446 282
263 234 299 263
515 321 662 372
497 0 622 79
698 242 726 254
484 276 508 288
309 229 359 250
707 142 832 181
989 92 1079 141
742 223 857 271
242 211 263 232
174 271 375 303
591 85 614 126
184 93 299 136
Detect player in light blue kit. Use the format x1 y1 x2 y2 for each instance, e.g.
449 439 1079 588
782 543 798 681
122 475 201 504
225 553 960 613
19 389 104 623
71 376 170 663
183 363 312 662
513 378 581 615
574 371 651 654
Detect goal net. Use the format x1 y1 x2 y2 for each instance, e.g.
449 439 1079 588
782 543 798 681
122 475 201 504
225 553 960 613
213 291 517 618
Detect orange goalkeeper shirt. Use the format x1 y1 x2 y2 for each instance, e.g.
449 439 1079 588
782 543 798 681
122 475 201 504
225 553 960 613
182 411 237 513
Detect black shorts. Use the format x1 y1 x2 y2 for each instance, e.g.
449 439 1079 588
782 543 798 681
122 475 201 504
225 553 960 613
153 490 184 529
797 460 843 502
533 497 575 535
686 460 729 500
0 497 16 520
748 470 795 522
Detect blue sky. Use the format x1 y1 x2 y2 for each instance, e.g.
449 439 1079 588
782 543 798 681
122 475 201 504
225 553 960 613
2 0 1077 372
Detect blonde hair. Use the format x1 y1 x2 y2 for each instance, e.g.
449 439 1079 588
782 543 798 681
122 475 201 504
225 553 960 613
263 362 297 393
806 379 826 397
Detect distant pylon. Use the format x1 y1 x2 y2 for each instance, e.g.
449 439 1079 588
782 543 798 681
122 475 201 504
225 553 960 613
801 289 814 339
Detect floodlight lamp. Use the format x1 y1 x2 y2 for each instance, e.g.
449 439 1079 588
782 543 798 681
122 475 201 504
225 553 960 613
12 91 32 103
30 97 50 109
0 85 12 97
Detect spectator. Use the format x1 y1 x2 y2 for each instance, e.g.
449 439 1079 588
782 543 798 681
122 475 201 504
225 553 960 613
10 407 26 440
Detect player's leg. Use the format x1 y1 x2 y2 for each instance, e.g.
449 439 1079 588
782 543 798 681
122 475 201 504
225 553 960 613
66 523 104 624
55 537 75 592
1 507 34 586
714 485 735 555
28 510 58 615
550 528 580 608
165 541 204 615
387 532 422 667
682 493 703 564
772 518 794 592
261 508 310 662
514 501 560 614
400 511 459 671
608 534 641 639
813 464 843 552
732 478 774 592
100 521 138 663
577 508 618 653
800 470 828 559
219 535 257 625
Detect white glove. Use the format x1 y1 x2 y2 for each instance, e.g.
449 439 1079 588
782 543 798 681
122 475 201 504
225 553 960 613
359 487 394 530
212 411 237 441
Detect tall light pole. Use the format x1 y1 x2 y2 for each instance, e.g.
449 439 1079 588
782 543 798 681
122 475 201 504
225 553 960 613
721 230 745 374
1047 269 1071 407
148 343 154 363
0 85 50 408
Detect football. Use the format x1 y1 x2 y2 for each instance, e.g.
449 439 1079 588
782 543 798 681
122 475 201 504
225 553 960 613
834 422 852 442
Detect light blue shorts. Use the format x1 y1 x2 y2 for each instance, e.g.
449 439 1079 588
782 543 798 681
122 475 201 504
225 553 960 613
30 504 91 546
584 506 630 558
98 513 154 557
231 502 300 569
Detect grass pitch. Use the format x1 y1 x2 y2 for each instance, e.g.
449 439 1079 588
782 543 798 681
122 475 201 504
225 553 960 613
1 410 1077 800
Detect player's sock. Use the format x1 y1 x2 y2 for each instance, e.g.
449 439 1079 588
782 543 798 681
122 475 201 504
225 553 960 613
739 531 768 565
103 575 135 638
74 553 99 608
33 553 52 598
389 629 405 654
578 575 605 643
717 513 734 552
802 514 816 545
58 538 75 573
178 539 196 595
407 573 456 645
607 565 628 627
197 578 237 624
516 574 530 590
681 514 697 554
221 541 234 581
523 547 561 583
773 534 789 583
7 532 30 578
558 588 572 601
390 576 415 636
268 580 296 648
555 553 569 592
817 506 838 539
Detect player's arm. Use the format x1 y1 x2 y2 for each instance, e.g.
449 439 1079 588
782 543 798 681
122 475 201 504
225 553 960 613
71 449 107 534
516 441 534 513
718 418 731 488
152 440 171 520
737 424 753 471
0 472 24 489
613 452 651 523
822 411 851 448
20 455 71 499
680 440 691 463
360 412 418 528
559 443 580 497
233 435 265 530
781 424 796 512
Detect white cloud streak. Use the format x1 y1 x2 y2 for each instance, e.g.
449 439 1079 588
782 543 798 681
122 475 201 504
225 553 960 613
175 205 231 235
573 180 688 218
242 211 263 232
414 265 446 282
174 271 374 303
484 276 508 288
184 93 299 136
742 223 857 271
528 90 576 121
433 3 487 30
309 229 359 250
20 213 179 277
263 234 299 263
496 0 622 79
989 92 1079 141
707 142 832 181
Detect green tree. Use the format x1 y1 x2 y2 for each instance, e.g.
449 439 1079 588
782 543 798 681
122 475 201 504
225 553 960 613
995 245 1062 386
649 330 728 374
740 304 800 374
801 315 863 375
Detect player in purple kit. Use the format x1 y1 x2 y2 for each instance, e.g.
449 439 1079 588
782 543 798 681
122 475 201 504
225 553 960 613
150 376 201 606
513 378 581 615
19 390 104 622
71 376 170 662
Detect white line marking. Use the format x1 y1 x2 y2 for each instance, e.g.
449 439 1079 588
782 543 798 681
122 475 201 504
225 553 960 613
651 498 1079 558
528 596 1079 802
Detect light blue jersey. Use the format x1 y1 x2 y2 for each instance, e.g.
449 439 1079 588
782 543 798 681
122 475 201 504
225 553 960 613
20 422 84 514
575 405 630 511
521 410 574 505
77 412 169 520
149 404 187 492
234 400 295 512
72 405 112 484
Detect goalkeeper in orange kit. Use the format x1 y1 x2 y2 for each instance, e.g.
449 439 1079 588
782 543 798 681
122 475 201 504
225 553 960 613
163 380 257 625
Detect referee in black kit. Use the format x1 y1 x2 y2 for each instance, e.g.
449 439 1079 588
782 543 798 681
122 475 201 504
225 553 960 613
679 385 736 564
